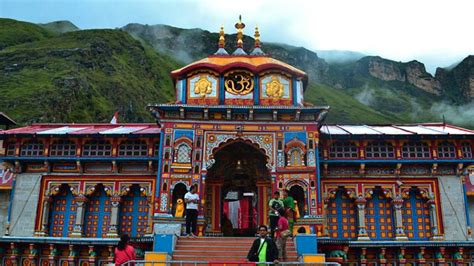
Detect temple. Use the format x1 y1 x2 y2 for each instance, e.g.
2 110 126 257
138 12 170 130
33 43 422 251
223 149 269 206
0 17 474 265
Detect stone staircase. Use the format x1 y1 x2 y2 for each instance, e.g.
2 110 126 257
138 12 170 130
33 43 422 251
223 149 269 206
171 237 298 264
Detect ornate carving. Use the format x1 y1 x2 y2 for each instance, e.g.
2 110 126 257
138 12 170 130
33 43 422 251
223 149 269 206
224 72 254 95
265 75 284 98
194 75 213 97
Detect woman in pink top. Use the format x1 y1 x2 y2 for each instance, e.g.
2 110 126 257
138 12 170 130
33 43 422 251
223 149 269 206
115 234 136 266
275 210 290 260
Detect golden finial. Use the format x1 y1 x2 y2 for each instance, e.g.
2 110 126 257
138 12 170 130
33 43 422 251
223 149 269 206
218 25 225 48
254 26 260 48
235 15 246 48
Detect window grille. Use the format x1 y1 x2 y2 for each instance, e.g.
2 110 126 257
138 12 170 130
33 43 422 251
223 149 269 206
365 141 395 159
50 140 76 156
20 140 44 156
437 141 456 159
402 142 430 159
118 140 147 156
329 142 358 158
82 140 112 157
461 142 472 158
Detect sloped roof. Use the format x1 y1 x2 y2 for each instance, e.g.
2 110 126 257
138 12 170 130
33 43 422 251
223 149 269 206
320 123 474 136
0 124 160 135
171 55 307 80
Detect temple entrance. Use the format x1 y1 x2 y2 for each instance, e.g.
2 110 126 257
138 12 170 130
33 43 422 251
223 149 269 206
205 140 271 236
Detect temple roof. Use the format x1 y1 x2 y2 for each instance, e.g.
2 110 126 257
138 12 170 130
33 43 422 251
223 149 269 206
170 55 308 80
320 123 474 136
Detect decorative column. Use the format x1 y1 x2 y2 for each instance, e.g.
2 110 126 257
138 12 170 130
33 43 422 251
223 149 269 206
48 244 58 266
9 242 19 266
106 194 121 238
378 247 387 265
36 196 53 236
67 245 77 266
359 248 367 266
321 195 330 237
427 194 442 240
27 244 38 266
147 195 154 234
107 245 115 264
435 246 446 263
397 247 406 265
356 196 369 240
88 245 97 264
393 194 408 240
454 247 464 265
70 195 88 237
416 247 426 264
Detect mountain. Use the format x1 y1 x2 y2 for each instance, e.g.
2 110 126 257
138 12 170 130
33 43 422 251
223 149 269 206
38 20 80 34
315 50 366 64
0 23 180 124
0 19 472 128
0 18 53 50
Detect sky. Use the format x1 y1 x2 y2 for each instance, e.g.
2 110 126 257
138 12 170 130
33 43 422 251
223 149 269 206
1 0 473 73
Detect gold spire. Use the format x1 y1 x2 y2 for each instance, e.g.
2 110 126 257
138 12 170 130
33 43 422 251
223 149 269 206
254 26 260 48
235 15 245 48
218 25 225 48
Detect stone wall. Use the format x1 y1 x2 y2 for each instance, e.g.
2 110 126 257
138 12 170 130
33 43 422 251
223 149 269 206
0 190 11 236
438 175 469 240
9 173 42 236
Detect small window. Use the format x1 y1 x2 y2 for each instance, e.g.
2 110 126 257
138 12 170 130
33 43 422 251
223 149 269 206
461 142 472 159
6 143 16 156
118 140 147 157
365 141 395 159
402 142 430 159
196 137 201 147
437 141 456 159
278 141 283 150
309 140 314 149
195 151 200 161
175 143 192 163
82 140 112 157
50 140 76 157
329 141 358 159
154 141 160 157
165 136 171 146
20 140 44 156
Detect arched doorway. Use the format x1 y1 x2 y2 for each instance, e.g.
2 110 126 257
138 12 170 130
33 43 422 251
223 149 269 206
205 140 271 236
289 185 305 217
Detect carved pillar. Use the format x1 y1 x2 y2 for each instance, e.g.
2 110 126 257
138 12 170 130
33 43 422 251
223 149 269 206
70 195 87 237
88 245 97 264
398 247 406 265
106 195 121 238
322 196 330 237
356 196 369 240
27 243 38 266
359 248 367 266
48 244 58 266
454 247 464 265
378 247 387 265
393 194 408 240
435 246 446 263
427 195 442 240
146 194 154 234
9 242 19 266
67 244 77 266
107 245 115 264
37 196 52 236
416 247 426 264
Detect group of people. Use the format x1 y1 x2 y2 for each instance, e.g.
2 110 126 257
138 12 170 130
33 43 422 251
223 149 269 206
247 190 296 263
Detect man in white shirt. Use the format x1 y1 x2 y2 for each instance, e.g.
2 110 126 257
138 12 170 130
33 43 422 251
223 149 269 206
184 184 199 237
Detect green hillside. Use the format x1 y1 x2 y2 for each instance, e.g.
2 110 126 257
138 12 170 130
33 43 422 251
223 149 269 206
0 18 53 50
0 28 180 124
38 20 80 34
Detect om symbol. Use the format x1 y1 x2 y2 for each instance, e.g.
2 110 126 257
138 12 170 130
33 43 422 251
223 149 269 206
224 72 254 95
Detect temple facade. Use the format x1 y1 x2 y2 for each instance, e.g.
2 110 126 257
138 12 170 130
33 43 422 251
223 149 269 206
0 18 474 265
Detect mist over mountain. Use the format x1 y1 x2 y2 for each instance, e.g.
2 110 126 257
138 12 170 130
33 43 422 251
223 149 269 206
1 19 473 128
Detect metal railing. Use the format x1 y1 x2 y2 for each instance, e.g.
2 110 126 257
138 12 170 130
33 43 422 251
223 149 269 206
119 260 341 266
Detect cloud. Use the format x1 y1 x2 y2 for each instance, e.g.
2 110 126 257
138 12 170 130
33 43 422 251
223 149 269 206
430 101 474 126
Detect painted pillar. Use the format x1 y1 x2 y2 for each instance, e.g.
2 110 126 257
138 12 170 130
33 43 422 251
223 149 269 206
38 196 52 236
427 195 442 240
461 174 472 239
322 197 330 237
67 244 77 266
70 195 88 237
48 244 58 266
9 242 19 266
27 243 38 266
356 196 370 240
393 194 408 240
106 195 121 238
